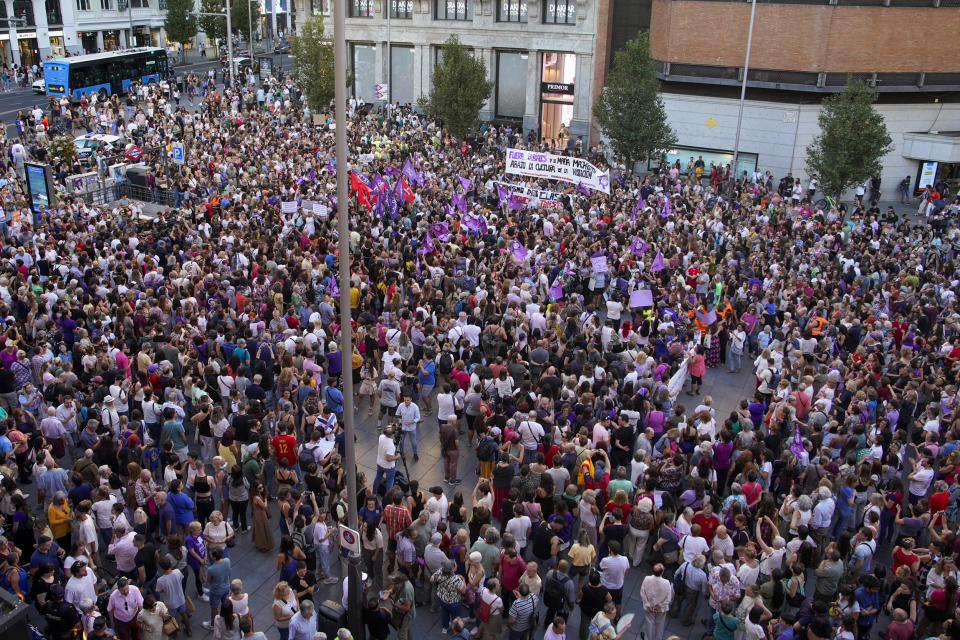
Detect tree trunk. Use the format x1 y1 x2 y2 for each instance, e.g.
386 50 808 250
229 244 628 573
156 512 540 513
181 43 188 64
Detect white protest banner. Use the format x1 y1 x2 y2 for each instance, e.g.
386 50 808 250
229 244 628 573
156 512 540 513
281 201 298 213
505 149 611 194
493 181 564 209
313 202 329 218
358 153 375 164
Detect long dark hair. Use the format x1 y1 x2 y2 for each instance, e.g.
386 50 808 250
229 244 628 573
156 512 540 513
219 598 235 629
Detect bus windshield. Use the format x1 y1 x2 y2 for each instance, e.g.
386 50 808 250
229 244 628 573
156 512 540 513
42 47 170 100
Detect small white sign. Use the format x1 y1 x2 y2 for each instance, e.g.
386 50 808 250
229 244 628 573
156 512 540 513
358 153 374 164
281 201 298 213
339 524 360 554
313 203 329 218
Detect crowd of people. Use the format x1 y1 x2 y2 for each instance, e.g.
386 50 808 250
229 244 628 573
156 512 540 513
0 64 959 640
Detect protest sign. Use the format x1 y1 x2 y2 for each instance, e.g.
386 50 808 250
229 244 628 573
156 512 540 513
493 181 564 209
629 289 654 308
281 201 298 213
505 149 611 194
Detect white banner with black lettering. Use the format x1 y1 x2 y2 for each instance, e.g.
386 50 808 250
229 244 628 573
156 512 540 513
505 149 611 194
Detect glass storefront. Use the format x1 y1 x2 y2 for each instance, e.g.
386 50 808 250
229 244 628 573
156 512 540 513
390 45 414 105
103 30 120 51
496 51 526 119
49 35 65 57
18 37 38 68
351 42 376 102
540 51 575 149
79 31 98 53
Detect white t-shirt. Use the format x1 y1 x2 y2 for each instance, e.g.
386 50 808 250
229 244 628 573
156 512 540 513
679 534 710 562
376 434 397 469
505 515 532 549
909 467 934 496
599 554 630 590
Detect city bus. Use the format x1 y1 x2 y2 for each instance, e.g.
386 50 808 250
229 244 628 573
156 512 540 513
42 47 171 100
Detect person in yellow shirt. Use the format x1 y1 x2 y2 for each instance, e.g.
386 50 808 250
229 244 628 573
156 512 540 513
349 285 360 317
47 492 72 550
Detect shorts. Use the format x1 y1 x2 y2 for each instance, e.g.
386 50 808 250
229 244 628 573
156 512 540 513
691 375 702 384
570 564 590 578
379 404 397 418
608 587 623 604
420 384 434 398
168 604 185 616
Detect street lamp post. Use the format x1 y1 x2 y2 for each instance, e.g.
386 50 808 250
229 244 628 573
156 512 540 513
247 0 254 53
197 4 235 86
729 0 757 199
333 0 363 636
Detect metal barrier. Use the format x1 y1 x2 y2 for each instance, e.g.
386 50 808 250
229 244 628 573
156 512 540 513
120 183 176 206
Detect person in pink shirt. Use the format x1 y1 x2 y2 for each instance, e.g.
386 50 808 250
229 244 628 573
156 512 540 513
687 346 707 396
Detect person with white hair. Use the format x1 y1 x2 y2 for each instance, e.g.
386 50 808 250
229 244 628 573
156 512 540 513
755 516 787 581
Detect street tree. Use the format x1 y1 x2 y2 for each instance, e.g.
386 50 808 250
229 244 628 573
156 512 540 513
593 30 676 172
805 79 892 199
164 0 198 63
290 15 343 110
230 0 261 41
422 35 493 138
198 0 227 51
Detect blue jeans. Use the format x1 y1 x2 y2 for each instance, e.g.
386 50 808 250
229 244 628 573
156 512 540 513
402 428 418 455
728 349 742 372
318 548 334 577
832 510 852 538
374 465 397 493
439 600 461 630
277 627 289 640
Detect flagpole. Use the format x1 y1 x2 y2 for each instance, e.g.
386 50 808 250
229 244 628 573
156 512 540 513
386 0 391 104
334 0 363 634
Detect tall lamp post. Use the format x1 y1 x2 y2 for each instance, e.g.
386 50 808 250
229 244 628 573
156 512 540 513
728 0 757 199
247 0 255 52
333 0 363 636
197 2 234 86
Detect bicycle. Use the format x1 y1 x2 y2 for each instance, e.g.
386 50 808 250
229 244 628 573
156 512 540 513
814 194 838 211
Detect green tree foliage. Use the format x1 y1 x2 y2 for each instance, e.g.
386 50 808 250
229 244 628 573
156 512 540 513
290 15 343 110
164 0 198 62
48 134 77 166
198 0 226 47
422 36 493 138
593 30 676 171
805 79 892 198
230 0 261 40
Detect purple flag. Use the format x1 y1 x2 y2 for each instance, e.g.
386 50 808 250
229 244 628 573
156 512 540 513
430 222 450 241
308 167 315 181
453 191 467 213
631 202 638 223
385 190 398 219
510 238 528 262
508 193 523 211
458 175 471 191
372 191 384 218
330 195 338 212
562 261 576 277
327 157 335 174
416 256 422 280
497 184 509 202
650 251 665 273
384 165 402 179
418 231 435 255
548 276 563 300
660 197 671 218
445 204 454 219
630 237 647 257
370 173 386 193
402 158 421 186
463 212 487 234
576 182 591 196
790 425 804 457
330 273 339 298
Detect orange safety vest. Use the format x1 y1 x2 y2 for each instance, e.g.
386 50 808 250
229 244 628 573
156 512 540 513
810 316 826 336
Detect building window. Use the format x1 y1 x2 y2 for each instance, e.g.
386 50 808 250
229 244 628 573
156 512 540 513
434 0 470 20
76 0 89 8
310 0 329 15
391 45 414 104
496 51 527 117
46 0 63 23
349 0 374 16
497 0 526 22
129 0 149 7
100 0 111 9
543 0 573 23
351 42 376 100
390 0 412 18
14 0 36 24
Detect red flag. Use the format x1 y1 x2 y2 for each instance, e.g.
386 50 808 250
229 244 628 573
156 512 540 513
399 176 415 203
349 171 372 208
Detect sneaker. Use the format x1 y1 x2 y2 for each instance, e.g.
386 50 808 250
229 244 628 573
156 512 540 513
441 628 449 635
201 622 213 630
413 454 420 462
452 478 461 484
199 593 209 602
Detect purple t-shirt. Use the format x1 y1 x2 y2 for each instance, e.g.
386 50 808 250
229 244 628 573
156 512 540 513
712 441 734 470
185 533 206 569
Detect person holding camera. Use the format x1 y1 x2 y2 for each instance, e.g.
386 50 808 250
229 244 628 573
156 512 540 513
373 425 400 493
